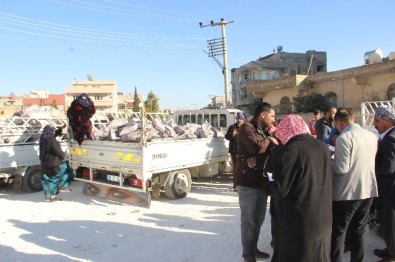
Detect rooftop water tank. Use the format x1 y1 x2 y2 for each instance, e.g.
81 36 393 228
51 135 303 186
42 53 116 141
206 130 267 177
364 48 383 64
388 52 395 61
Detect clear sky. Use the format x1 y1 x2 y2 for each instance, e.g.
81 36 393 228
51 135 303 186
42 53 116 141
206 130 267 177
0 0 394 110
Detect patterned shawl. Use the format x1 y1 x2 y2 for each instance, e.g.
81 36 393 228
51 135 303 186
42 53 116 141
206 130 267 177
374 105 395 123
276 114 310 145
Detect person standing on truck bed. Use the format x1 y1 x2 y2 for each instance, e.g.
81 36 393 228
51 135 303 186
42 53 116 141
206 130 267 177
39 125 73 202
225 112 246 192
235 102 278 262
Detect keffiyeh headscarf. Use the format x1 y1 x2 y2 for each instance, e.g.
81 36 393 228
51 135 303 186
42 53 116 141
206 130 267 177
374 105 395 123
276 114 310 145
39 125 56 161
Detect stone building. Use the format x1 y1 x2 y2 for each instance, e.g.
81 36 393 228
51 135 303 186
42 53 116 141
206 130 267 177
231 46 327 112
64 80 118 112
247 58 395 123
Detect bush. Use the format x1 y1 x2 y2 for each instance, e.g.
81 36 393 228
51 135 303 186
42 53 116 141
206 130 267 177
293 90 329 113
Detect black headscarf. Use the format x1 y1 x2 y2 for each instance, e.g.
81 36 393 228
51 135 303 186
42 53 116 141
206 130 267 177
39 125 55 161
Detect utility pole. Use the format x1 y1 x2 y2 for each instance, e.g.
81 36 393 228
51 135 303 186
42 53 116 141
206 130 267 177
200 18 234 108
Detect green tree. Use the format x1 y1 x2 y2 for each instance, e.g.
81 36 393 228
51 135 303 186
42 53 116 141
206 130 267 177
144 91 160 112
293 89 329 113
132 86 141 112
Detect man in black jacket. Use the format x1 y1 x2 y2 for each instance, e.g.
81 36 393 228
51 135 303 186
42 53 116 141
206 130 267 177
225 112 246 191
373 105 395 262
315 106 337 142
235 103 278 262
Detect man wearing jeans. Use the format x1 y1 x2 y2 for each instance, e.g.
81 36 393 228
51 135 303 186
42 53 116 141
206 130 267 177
235 102 278 262
331 107 378 262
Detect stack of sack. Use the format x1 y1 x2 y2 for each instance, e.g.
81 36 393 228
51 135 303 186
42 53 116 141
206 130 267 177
90 116 226 143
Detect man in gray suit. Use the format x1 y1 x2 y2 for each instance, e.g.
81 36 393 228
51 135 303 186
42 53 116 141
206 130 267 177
373 105 395 262
331 107 378 262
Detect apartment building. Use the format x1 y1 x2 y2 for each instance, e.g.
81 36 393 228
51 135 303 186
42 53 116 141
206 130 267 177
65 80 118 112
231 46 327 113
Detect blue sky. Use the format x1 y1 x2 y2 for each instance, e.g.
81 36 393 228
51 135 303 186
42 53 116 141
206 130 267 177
0 0 394 110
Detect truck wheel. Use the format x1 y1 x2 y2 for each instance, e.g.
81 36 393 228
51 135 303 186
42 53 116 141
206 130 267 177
21 166 43 192
164 169 192 199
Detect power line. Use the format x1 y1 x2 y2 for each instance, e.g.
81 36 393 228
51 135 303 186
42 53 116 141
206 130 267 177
0 12 205 41
0 12 205 48
49 0 203 23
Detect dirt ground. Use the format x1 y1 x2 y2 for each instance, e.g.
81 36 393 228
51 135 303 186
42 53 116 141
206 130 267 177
0 176 385 262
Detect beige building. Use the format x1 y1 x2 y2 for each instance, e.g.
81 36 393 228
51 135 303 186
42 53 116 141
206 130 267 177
247 58 395 123
0 96 24 116
117 92 144 110
65 80 118 112
210 96 226 109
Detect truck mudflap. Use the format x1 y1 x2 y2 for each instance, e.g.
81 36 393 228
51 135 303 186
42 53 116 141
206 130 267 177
83 183 151 208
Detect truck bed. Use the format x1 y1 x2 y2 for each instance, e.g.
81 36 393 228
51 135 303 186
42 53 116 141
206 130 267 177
69 137 229 181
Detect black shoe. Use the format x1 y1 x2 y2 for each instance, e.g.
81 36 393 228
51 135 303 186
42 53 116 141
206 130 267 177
256 249 270 259
244 256 256 262
375 249 389 258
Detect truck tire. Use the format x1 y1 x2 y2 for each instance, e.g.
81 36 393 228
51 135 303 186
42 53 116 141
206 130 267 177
164 169 192 199
21 166 43 192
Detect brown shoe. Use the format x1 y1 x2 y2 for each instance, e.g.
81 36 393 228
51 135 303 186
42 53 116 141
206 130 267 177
50 196 62 202
256 249 270 259
377 255 395 262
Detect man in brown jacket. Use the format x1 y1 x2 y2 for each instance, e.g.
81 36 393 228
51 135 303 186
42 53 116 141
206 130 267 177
235 102 278 262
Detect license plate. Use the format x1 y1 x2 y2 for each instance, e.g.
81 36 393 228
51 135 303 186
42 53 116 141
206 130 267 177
106 175 124 182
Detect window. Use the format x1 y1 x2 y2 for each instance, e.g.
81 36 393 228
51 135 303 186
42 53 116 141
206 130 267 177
203 114 209 123
94 96 103 100
388 84 395 100
280 96 292 114
219 114 227 127
325 92 337 107
183 115 191 124
211 114 218 127
191 115 196 124
197 114 203 125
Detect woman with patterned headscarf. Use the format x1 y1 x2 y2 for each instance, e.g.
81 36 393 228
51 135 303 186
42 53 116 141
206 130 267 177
265 114 333 262
39 125 73 202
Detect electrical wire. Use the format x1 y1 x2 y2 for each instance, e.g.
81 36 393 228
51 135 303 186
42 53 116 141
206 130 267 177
49 0 204 23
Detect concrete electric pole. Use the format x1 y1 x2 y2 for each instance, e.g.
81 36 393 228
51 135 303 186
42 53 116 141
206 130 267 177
199 18 234 108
